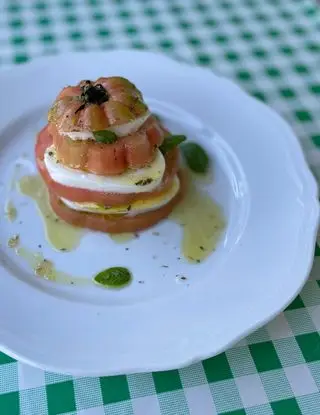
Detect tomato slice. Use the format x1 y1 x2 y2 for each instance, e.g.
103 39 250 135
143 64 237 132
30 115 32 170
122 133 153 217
48 115 165 176
49 171 186 234
36 125 180 206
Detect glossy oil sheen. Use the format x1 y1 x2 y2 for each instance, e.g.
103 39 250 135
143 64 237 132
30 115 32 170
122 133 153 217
170 177 225 263
109 233 135 243
15 246 88 286
4 200 17 222
18 175 83 252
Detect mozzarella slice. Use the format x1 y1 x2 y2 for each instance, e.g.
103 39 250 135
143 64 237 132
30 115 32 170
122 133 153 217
61 175 180 217
60 112 151 140
44 146 166 194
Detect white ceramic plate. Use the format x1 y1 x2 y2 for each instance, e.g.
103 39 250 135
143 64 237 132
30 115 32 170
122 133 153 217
0 51 318 376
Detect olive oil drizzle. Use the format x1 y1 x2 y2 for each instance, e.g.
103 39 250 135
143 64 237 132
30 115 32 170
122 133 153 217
5 200 17 222
18 175 83 252
15 246 88 285
109 233 135 243
170 175 225 263
5 162 22 222
14 163 225 288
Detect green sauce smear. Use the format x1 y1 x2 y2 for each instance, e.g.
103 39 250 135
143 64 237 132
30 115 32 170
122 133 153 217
93 267 132 289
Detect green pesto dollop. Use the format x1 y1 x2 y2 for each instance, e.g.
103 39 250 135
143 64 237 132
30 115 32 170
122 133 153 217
93 267 132 289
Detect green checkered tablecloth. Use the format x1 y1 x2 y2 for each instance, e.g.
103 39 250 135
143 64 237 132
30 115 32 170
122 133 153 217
0 0 320 414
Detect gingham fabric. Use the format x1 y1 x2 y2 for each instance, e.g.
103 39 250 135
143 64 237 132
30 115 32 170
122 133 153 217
0 0 319 414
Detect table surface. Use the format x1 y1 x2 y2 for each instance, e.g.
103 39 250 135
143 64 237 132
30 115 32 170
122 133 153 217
0 0 320 414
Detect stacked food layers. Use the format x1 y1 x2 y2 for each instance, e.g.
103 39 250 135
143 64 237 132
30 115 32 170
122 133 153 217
35 77 185 233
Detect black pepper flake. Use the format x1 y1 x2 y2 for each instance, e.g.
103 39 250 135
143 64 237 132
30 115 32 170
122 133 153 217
196 259 201 263
60 248 67 251
55 218 59 222
161 265 169 268
127 205 132 212
38 244 42 248
48 151 53 157
135 178 153 186
200 246 205 251
134 233 140 238
70 281 74 285
75 103 86 114
176 274 187 281
138 280 145 284
125 247 129 251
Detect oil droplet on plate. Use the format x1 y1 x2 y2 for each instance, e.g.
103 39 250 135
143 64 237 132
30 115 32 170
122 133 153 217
109 233 135 243
5 200 17 222
7 234 20 248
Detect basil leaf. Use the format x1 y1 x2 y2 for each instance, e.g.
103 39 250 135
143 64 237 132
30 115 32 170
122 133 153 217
93 267 132 289
93 130 118 144
159 135 187 154
181 142 210 174
153 113 162 122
